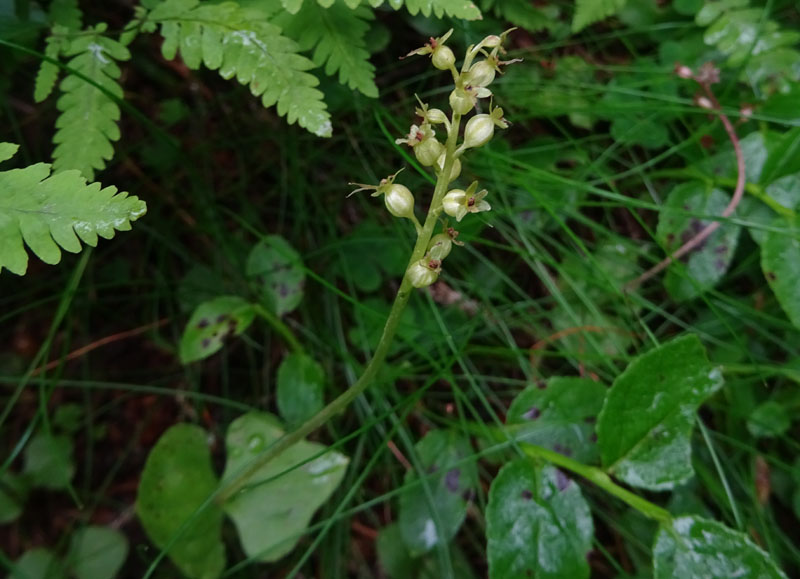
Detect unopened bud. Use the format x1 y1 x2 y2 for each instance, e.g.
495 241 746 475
675 63 693 79
435 153 461 183
463 114 495 149
415 138 444 166
428 233 453 260
449 88 474 115
383 184 415 218
482 35 502 48
432 45 456 70
407 258 441 288
466 59 497 87
695 95 714 110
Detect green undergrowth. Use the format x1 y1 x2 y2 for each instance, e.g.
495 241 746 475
1 1 800 578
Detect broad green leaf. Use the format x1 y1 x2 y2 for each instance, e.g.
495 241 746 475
572 0 627 32
653 516 787 578
330 223 406 292
739 175 800 246
761 127 800 185
178 296 256 364
277 352 325 427
137 424 225 579
222 412 349 562
246 235 305 316
10 549 65 579
747 400 791 438
761 218 800 330
486 459 593 579
276 3 378 97
376 522 478 579
66 526 128 579
23 432 75 490
0 147 146 276
506 377 606 463
0 142 19 163
398 430 478 556
0 472 28 524
53 26 130 180
147 0 331 136
656 183 740 301
597 335 724 490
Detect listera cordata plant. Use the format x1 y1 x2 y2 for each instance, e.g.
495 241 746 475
215 28 521 505
352 28 518 289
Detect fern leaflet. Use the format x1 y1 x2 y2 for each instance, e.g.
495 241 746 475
368 0 482 20
0 143 146 276
276 3 377 97
142 0 332 137
52 24 129 180
34 0 83 103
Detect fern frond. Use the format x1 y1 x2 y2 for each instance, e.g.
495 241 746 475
52 25 130 180
370 0 481 20
277 3 377 97
34 0 83 103
144 0 332 137
0 143 146 276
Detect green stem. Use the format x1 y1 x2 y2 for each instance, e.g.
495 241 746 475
253 304 305 355
520 443 672 524
216 112 464 504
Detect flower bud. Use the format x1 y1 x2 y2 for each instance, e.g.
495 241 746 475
449 88 474 115
463 114 495 149
432 45 455 70
435 153 461 183
428 233 453 260
426 108 449 124
466 59 497 88
482 35 502 48
414 137 444 166
407 258 441 288
383 184 415 218
442 189 467 221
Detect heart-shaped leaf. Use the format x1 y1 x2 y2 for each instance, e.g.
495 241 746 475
66 526 129 579
506 377 606 463
398 430 478 556
653 516 787 578
23 432 74 491
486 459 593 579
137 424 225 579
179 296 256 364
597 335 724 490
246 236 305 316
222 412 348 562
276 353 325 428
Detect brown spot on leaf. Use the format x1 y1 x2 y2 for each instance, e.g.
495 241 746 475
521 489 533 500
445 468 460 492
522 407 540 420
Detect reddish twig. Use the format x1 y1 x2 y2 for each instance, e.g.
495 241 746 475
31 319 169 376
624 63 746 292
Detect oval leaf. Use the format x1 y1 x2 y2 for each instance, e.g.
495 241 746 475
222 412 348 562
656 183 741 301
506 377 606 463
654 516 787 578
398 430 478 556
486 459 593 579
23 432 74 490
66 526 128 579
10 548 65 579
597 335 724 490
0 472 28 524
246 236 305 316
179 296 256 364
761 218 800 330
747 400 791 439
137 424 225 579
276 353 325 427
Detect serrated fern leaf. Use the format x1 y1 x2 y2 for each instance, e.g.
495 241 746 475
52 27 130 180
372 0 481 20
277 3 377 97
572 0 626 32
34 0 83 103
145 0 331 137
0 143 146 276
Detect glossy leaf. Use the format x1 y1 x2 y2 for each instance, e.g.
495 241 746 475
178 296 256 364
486 459 593 579
246 236 305 316
761 217 800 330
653 516 787 578
222 412 348 562
398 430 478 556
23 432 75 490
506 377 606 463
656 183 741 301
276 352 325 427
747 400 791 438
66 526 128 579
597 335 724 490
10 548 65 579
761 127 800 184
137 424 225 579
